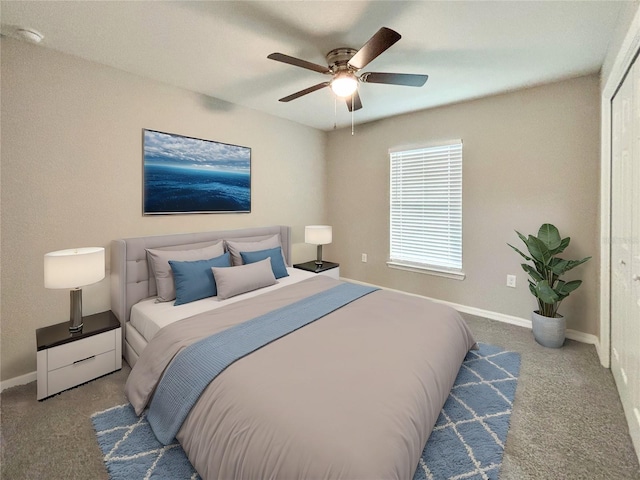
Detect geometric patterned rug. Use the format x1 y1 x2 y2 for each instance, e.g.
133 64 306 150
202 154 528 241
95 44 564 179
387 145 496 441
91 404 201 480
92 343 519 480
414 343 521 480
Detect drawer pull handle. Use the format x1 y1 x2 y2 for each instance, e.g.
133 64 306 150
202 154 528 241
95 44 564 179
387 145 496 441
73 355 96 365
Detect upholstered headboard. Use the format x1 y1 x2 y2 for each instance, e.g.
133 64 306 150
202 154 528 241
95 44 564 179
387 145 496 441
110 226 291 325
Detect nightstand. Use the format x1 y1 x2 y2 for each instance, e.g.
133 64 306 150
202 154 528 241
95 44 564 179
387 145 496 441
293 260 340 279
36 311 122 400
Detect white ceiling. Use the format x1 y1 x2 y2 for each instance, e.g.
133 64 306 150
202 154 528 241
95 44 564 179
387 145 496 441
0 1 629 131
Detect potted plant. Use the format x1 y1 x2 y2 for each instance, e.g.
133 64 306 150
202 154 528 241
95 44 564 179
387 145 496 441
508 223 591 348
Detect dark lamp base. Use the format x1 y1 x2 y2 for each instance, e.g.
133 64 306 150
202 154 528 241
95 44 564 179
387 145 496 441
315 244 324 268
69 288 84 332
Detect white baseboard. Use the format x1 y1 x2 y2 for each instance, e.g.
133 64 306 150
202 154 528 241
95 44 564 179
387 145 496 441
342 276 599 346
1 371 36 393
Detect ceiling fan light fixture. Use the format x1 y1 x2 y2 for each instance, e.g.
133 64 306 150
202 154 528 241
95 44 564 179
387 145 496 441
331 73 358 98
16 28 44 43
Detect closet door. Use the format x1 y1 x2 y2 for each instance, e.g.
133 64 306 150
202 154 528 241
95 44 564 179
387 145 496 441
611 56 640 457
631 58 640 453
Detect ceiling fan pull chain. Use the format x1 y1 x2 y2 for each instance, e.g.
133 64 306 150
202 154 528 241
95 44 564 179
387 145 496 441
334 95 337 129
351 94 355 135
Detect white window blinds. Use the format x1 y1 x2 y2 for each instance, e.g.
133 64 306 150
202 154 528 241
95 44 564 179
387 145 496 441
389 140 463 275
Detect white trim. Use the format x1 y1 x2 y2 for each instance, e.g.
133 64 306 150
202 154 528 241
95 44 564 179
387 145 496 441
341 276 599 346
387 261 466 280
565 329 600 347
599 6 640 369
1 371 36 393
388 138 462 154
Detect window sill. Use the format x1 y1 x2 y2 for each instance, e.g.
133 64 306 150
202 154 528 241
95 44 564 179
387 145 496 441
387 261 466 280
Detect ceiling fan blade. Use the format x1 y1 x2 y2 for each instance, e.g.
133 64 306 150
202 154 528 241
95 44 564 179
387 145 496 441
348 27 401 71
345 90 363 112
278 82 331 102
360 72 428 87
267 53 331 74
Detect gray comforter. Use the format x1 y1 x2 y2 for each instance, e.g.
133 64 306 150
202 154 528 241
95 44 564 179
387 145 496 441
126 276 476 480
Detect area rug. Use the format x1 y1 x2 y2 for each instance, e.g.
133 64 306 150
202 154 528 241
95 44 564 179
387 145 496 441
415 342 521 480
92 343 520 480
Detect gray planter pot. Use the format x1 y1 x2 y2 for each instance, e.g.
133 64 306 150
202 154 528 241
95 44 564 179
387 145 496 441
531 310 565 348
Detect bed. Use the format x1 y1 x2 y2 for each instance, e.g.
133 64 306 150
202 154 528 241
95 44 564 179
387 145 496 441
112 225 476 480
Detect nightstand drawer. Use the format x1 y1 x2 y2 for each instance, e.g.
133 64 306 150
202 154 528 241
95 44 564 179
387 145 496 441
47 350 117 396
47 330 116 371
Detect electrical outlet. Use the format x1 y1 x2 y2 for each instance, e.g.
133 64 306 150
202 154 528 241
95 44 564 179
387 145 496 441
361 253 368 263
506 274 517 288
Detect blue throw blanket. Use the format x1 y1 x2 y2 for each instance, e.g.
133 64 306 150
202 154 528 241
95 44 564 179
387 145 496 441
147 282 378 445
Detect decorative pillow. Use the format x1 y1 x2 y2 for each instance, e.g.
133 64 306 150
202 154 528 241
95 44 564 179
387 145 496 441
225 235 285 267
169 252 231 306
240 247 289 279
146 241 225 302
212 258 276 300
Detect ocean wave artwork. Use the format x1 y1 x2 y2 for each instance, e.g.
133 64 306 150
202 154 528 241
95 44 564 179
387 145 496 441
143 130 251 214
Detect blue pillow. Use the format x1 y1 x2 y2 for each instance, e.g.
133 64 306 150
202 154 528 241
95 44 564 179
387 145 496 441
169 252 231 305
240 247 289 279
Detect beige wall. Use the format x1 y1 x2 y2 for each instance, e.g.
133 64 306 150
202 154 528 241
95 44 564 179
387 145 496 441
326 75 600 336
0 38 326 381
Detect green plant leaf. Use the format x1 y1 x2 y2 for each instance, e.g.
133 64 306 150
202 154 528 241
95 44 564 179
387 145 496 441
521 263 543 282
527 235 551 265
557 279 582 296
538 224 561 251
516 230 528 246
535 280 559 304
508 243 532 262
563 257 591 272
554 237 571 255
554 280 568 301
550 258 570 275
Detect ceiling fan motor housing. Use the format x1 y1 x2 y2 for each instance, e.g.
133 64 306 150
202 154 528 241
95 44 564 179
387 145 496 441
326 48 358 73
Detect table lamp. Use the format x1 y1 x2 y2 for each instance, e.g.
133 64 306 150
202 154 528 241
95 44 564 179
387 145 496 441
305 225 332 267
44 247 105 332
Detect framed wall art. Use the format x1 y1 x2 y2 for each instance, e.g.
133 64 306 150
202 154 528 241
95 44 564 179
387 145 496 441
143 129 251 214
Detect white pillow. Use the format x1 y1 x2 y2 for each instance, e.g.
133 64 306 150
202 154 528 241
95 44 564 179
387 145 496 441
212 258 276 300
146 241 225 302
225 235 285 266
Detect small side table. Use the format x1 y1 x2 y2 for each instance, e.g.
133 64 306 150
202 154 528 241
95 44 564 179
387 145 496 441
293 260 340 279
36 311 122 400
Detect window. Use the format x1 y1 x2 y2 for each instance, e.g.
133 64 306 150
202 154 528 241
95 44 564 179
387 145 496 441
388 140 464 279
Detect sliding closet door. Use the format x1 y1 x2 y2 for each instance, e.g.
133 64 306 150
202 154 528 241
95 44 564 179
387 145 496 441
610 56 640 456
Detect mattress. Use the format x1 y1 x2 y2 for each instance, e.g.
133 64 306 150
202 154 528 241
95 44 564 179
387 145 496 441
129 267 316 343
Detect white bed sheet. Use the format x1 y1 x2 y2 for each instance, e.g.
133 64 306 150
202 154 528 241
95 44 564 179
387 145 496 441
130 267 317 343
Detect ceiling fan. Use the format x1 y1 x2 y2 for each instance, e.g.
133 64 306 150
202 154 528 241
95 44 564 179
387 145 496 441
267 27 428 112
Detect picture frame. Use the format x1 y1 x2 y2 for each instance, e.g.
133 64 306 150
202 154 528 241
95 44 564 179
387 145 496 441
142 129 251 215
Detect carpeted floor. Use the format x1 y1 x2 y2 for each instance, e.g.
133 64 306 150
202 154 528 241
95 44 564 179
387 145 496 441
1 313 639 479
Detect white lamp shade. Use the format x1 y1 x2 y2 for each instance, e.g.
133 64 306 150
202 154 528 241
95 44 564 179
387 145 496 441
305 225 332 245
44 247 105 289
331 73 358 97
